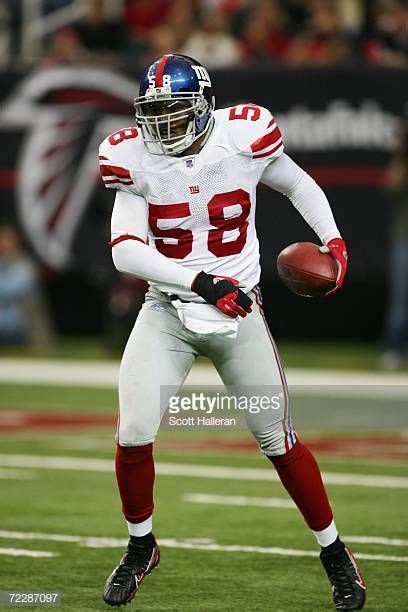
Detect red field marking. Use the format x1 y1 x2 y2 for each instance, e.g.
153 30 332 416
1 411 407 460
157 436 408 461
0 411 114 431
305 436 408 460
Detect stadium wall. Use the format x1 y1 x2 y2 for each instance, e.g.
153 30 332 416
0 65 406 339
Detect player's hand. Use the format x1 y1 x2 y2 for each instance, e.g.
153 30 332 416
319 238 348 296
191 271 253 318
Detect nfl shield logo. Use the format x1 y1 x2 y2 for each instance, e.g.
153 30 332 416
185 158 194 168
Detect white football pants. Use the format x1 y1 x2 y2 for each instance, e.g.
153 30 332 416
117 287 296 456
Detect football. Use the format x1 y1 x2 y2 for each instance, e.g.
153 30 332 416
277 242 337 297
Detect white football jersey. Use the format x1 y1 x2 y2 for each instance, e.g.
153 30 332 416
99 104 284 301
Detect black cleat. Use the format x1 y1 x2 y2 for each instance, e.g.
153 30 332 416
320 541 366 610
103 533 160 607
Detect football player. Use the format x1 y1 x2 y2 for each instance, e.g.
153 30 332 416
99 54 365 610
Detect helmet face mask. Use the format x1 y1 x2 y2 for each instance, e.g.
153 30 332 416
135 92 202 155
134 55 215 156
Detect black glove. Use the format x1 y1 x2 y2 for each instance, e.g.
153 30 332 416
191 271 252 319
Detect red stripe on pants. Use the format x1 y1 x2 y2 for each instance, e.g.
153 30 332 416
115 443 154 524
268 440 333 532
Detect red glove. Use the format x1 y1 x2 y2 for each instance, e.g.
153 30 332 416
319 238 348 296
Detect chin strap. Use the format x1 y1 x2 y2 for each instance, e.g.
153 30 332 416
161 120 196 155
171 116 215 157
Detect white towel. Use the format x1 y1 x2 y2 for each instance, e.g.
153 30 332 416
172 299 239 338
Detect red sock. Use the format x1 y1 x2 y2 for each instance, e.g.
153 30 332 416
115 443 154 523
268 440 333 531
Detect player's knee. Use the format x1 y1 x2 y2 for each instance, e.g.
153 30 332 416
116 421 156 447
257 427 295 457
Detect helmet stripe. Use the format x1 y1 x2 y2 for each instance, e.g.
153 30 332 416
155 54 172 87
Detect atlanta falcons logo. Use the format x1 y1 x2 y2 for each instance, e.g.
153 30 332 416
0 67 139 269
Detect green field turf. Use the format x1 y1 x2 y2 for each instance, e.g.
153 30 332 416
0 339 400 371
0 381 407 611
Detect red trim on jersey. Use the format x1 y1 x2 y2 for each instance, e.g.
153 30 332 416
100 164 131 180
267 118 275 128
108 234 146 248
155 54 172 87
99 155 108 160
103 179 133 186
250 124 281 154
253 140 283 159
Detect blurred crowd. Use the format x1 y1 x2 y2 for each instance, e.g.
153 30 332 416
0 221 144 352
0 225 53 347
2 0 408 68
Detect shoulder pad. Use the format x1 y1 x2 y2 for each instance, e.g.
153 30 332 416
223 104 284 162
99 127 141 192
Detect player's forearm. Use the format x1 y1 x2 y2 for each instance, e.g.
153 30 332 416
111 239 196 290
261 153 340 244
286 172 340 244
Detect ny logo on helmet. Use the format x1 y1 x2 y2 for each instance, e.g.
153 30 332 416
192 65 211 89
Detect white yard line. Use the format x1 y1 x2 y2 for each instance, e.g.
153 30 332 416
0 531 406 562
183 493 296 509
318 456 408 469
0 531 84 543
0 454 407 489
0 358 120 388
0 547 56 557
3 530 408 548
344 535 408 547
0 468 36 479
182 495 408 547
0 454 113 472
157 540 408 563
1 358 408 396
156 462 408 488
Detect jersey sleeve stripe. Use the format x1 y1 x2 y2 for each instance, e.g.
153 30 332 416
99 155 109 161
100 164 131 179
250 124 281 154
102 175 133 182
253 140 283 159
103 178 133 186
252 137 282 158
108 234 146 248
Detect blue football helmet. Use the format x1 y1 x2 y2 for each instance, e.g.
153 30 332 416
134 54 215 155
